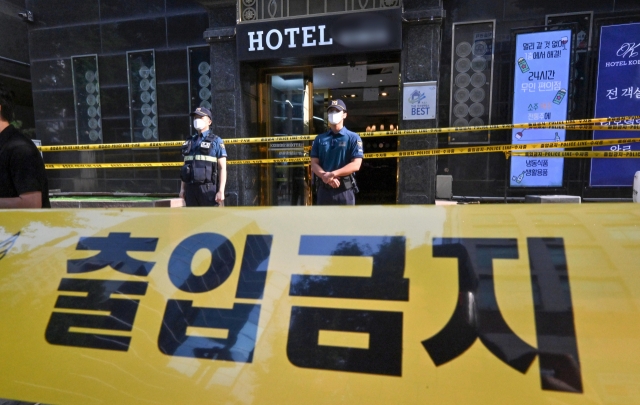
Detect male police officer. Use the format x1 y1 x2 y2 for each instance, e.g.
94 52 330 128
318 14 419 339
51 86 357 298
310 99 363 205
179 107 226 206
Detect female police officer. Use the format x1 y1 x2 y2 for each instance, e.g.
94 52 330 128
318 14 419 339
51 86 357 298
179 107 227 206
310 99 363 205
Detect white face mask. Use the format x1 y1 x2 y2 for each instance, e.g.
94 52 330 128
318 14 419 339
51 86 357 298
328 111 343 125
193 118 208 131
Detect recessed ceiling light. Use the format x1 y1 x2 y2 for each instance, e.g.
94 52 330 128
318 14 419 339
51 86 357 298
350 94 356 98
380 79 383 82
332 73 335 76
341 82 344 84
381 92 388 96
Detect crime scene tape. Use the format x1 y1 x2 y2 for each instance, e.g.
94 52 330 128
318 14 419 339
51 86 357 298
2 205 640 404
37 115 640 152
43 137 640 169
512 151 640 158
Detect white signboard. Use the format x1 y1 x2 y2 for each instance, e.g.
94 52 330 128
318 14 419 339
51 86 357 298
402 81 437 120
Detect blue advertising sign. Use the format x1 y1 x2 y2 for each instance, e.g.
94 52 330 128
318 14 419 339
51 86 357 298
510 30 572 187
590 23 640 187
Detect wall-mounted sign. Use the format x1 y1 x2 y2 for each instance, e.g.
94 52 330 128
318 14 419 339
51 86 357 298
402 81 437 120
590 22 640 187
510 29 572 187
236 8 402 62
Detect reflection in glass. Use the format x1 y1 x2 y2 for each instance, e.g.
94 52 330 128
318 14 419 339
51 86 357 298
449 21 495 144
199 87 211 101
72 54 102 144
188 46 212 134
267 72 310 206
127 49 158 142
198 75 211 87
198 61 210 75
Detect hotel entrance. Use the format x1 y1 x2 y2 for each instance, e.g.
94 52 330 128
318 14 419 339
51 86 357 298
259 61 400 205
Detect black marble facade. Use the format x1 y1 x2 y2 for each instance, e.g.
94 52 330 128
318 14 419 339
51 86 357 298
22 0 640 202
437 0 640 200
398 0 444 204
0 0 33 132
25 0 210 194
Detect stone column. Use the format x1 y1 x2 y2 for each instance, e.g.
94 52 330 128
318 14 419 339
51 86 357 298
202 2 261 206
397 1 444 204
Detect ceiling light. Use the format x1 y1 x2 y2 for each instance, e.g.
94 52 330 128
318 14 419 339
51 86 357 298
380 79 383 82
381 92 388 97
341 82 344 84
332 73 335 76
350 94 356 98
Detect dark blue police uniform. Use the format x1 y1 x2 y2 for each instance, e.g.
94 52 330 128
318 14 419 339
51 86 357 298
180 129 227 206
310 126 364 205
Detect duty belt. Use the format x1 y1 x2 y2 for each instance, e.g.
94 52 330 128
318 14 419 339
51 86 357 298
184 155 217 163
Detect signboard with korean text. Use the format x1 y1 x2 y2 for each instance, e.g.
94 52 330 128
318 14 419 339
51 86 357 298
590 22 640 187
2 205 640 405
402 81 437 120
510 30 572 187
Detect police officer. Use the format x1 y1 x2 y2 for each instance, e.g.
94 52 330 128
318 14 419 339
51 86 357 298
179 107 227 206
310 99 363 205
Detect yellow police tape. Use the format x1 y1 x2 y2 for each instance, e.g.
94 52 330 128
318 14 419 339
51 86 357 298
37 115 640 152
1 204 640 405
512 151 640 158
43 137 640 169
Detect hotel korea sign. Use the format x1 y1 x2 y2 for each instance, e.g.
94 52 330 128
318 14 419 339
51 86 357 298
236 8 402 61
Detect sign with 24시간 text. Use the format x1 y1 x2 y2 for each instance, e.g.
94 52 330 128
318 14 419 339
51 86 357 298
590 22 640 187
510 29 572 187
1 205 640 404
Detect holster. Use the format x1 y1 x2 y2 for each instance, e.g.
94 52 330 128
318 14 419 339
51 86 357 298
318 175 358 192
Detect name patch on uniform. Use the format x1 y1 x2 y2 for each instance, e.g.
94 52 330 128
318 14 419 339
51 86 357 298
200 142 212 149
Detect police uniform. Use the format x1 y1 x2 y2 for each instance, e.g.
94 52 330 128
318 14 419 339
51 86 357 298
180 128 227 206
310 126 364 205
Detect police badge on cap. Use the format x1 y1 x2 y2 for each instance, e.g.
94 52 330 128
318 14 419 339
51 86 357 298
327 99 347 112
190 107 213 120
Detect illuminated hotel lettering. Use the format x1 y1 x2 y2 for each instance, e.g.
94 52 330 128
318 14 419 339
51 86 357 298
248 25 333 51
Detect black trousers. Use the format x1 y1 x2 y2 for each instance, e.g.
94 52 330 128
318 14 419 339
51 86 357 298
316 186 355 205
184 182 218 207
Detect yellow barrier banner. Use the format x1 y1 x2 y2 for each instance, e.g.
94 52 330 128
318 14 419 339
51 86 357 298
37 115 640 152
41 137 640 169
1 205 640 404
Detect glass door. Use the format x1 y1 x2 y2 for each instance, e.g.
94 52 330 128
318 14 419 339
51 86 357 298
261 70 312 206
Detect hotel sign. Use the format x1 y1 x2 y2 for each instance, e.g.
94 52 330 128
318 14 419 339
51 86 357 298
236 8 402 61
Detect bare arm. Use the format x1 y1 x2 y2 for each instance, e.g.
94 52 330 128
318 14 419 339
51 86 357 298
0 191 43 209
310 157 325 178
179 181 186 199
216 157 227 203
330 158 362 178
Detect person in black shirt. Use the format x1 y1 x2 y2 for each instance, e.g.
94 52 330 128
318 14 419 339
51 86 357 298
0 84 50 208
